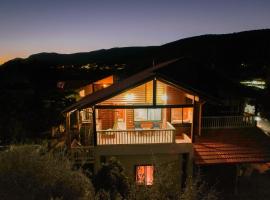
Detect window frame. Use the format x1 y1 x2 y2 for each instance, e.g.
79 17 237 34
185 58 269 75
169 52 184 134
134 108 162 122
135 165 154 186
171 107 193 124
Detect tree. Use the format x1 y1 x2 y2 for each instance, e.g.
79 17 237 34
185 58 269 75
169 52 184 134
0 145 94 200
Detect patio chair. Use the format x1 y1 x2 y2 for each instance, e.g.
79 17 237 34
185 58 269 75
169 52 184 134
134 121 142 130
152 122 160 129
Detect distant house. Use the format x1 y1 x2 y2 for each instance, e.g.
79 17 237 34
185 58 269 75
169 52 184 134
62 58 270 187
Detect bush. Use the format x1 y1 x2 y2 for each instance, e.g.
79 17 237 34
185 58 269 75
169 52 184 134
93 157 217 200
128 159 218 200
0 145 94 200
93 157 130 200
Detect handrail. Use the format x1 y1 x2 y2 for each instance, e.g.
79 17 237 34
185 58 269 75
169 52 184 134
96 122 176 145
97 127 175 132
70 146 94 164
202 115 256 129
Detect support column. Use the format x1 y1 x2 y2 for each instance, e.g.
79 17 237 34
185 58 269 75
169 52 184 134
66 112 71 149
93 107 97 146
198 103 202 136
153 77 157 106
76 110 81 132
191 97 196 143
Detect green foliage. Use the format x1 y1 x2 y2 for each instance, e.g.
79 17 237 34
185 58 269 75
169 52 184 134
93 157 131 200
0 86 75 144
0 145 94 200
93 157 217 200
180 176 218 200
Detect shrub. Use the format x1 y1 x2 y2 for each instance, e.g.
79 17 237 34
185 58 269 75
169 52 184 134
93 157 130 200
128 159 218 200
0 145 94 200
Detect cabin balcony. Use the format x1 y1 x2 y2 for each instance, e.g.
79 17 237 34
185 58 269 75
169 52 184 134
96 122 191 145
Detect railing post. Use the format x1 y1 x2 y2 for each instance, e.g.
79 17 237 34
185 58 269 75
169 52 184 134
93 107 97 146
66 112 71 150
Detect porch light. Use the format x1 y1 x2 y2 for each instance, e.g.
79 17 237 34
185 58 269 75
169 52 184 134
161 94 168 101
255 116 261 121
125 93 135 101
79 89 85 97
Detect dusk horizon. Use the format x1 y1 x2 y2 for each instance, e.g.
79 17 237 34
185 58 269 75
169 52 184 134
1 0 270 64
1 28 269 65
1 1 270 199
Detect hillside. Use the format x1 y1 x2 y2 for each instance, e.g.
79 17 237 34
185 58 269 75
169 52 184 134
0 29 270 143
1 29 270 83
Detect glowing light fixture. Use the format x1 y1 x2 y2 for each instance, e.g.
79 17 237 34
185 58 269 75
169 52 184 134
125 93 135 101
79 89 85 97
161 94 168 101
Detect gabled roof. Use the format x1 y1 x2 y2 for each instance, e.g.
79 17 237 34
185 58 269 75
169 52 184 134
194 128 270 165
63 57 258 113
63 59 185 113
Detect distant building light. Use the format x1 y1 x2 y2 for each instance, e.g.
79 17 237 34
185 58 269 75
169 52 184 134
255 116 261 121
240 79 266 89
244 104 255 115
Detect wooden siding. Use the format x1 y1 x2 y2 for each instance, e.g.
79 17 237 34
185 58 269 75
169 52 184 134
98 81 153 105
156 81 193 105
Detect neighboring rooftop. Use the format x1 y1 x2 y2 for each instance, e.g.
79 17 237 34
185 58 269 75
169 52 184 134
194 128 270 165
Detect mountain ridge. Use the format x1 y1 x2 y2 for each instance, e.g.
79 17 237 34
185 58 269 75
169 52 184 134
2 29 269 67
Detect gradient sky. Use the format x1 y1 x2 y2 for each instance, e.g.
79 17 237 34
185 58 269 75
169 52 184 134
1 0 270 64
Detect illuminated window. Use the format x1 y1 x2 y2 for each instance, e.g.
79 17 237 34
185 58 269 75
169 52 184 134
171 107 193 124
80 108 92 122
134 109 161 121
79 89 85 97
136 165 154 185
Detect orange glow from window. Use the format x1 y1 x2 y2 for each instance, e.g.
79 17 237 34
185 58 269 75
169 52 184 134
136 165 154 185
94 75 114 84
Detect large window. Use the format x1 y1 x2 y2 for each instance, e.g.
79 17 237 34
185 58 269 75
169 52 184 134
134 109 161 121
136 165 154 185
171 107 193 124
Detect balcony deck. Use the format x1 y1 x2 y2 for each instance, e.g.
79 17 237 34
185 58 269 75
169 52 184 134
96 122 191 145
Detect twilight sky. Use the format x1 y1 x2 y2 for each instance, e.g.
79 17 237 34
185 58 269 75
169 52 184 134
1 0 270 64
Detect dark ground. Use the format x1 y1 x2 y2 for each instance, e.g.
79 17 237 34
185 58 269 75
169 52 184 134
199 163 270 200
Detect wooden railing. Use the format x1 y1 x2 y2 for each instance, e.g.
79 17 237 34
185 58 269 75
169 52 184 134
97 122 176 145
70 146 94 164
202 116 256 129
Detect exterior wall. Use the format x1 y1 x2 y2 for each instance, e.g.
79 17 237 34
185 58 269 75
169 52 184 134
105 154 182 183
93 143 193 186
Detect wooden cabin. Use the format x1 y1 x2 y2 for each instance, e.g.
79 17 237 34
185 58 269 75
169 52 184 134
62 59 270 187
